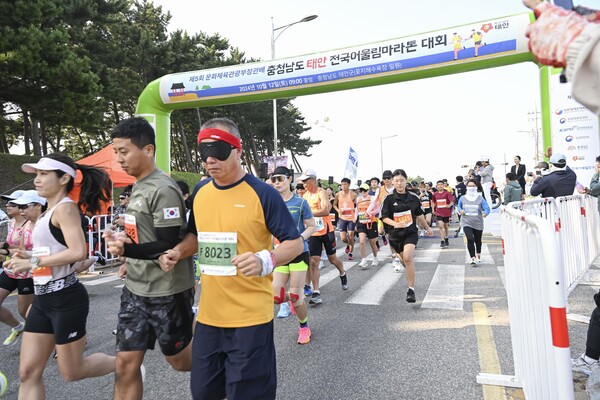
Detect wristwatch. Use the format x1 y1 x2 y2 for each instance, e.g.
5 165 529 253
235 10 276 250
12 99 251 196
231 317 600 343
29 256 40 268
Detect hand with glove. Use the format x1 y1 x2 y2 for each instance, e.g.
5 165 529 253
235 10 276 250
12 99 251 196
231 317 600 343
523 0 589 68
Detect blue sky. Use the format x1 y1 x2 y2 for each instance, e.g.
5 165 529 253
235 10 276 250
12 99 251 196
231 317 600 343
153 0 596 183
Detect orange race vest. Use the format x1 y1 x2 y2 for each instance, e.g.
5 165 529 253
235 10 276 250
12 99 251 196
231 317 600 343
337 191 356 221
303 189 333 236
357 195 375 224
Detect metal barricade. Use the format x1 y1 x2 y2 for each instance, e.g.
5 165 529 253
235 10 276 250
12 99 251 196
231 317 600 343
488 207 574 400
507 194 600 295
86 214 120 272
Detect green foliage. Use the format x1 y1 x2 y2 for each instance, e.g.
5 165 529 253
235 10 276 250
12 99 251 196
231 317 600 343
1 0 317 174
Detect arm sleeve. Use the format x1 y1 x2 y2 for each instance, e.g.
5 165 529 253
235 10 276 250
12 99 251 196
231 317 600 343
457 197 464 212
122 226 182 259
481 198 491 215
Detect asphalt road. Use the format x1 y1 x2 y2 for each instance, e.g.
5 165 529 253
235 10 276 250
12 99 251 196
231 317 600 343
0 218 595 399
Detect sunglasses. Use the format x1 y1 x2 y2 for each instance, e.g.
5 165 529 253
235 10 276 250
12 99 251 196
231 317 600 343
17 203 36 210
270 175 287 183
6 202 17 207
199 141 236 162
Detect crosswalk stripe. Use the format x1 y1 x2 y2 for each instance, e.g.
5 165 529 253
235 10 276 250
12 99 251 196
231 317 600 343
421 264 465 310
82 273 121 286
463 244 495 265
497 266 506 290
345 264 402 305
319 261 356 287
414 244 441 263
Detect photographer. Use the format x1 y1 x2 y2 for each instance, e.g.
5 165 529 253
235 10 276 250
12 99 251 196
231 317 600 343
530 153 577 198
523 0 600 114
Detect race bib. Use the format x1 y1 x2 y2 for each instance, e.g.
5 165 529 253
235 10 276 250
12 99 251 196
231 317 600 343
340 207 353 217
197 232 237 276
314 217 325 231
464 204 479 216
421 201 430 209
358 211 369 223
124 214 139 244
393 211 413 228
32 246 52 285
329 213 336 220
437 199 447 208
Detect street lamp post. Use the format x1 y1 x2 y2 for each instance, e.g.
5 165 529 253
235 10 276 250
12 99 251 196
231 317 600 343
271 15 318 170
380 134 398 173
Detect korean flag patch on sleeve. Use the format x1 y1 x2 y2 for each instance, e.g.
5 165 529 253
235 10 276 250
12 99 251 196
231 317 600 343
163 207 181 219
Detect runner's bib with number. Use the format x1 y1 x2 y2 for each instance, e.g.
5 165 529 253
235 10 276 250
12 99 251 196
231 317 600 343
393 211 413 228
436 199 447 208
421 201 430 209
464 204 479 216
197 232 237 276
314 217 324 231
31 246 52 285
124 214 139 244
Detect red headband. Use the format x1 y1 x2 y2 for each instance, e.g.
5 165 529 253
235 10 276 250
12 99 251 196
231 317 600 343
197 128 242 149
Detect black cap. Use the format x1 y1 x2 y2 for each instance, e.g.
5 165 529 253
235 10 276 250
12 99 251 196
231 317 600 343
272 166 292 177
295 183 305 190
382 170 392 179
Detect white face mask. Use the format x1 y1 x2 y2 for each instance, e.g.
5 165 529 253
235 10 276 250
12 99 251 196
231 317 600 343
467 187 478 194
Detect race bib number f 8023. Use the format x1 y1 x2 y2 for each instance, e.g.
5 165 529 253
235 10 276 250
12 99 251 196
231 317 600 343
197 232 237 276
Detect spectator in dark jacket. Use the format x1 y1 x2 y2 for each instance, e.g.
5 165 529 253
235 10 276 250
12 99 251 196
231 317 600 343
510 155 526 193
530 153 577 198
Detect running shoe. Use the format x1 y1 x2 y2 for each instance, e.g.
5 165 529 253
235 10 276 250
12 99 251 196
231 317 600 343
340 273 348 290
3 322 24 346
303 285 313 297
393 257 404 273
297 326 311 345
371 258 379 268
0 370 6 397
382 235 388 246
358 259 368 269
406 288 416 303
277 302 292 318
308 292 322 305
470 257 477 267
477 258 482 264
345 245 350 254
348 252 354 261
318 260 324 270
572 354 600 376
440 241 446 248
94 251 107 266
444 238 449 246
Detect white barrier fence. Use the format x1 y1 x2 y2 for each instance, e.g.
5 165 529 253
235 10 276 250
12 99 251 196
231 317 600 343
507 194 600 295
86 214 120 272
479 207 574 399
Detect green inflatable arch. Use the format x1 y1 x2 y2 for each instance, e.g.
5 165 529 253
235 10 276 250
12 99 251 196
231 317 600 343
135 12 547 172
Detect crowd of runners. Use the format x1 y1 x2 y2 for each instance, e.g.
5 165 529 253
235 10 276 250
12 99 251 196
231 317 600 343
0 116 497 399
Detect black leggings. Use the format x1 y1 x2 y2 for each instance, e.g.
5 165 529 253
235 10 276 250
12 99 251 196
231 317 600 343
463 226 483 258
586 307 600 360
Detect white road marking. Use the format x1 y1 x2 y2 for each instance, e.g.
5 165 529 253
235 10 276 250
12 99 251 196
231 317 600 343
464 244 495 264
421 264 465 310
414 244 441 263
83 273 121 286
345 263 402 305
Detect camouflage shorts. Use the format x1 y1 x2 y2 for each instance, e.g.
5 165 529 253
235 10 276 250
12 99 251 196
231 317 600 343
116 286 194 356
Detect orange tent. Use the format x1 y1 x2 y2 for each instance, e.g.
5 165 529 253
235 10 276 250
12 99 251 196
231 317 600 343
69 145 136 213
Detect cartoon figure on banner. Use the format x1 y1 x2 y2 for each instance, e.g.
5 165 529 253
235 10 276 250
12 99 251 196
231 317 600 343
452 32 466 60
467 29 487 57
